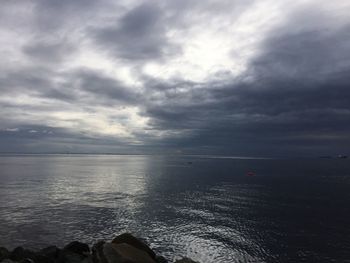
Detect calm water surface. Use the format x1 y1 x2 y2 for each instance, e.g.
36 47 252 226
0 155 349 262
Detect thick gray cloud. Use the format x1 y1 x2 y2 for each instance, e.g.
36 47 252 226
0 0 349 156
74 69 140 104
138 6 350 156
32 0 103 33
92 2 180 62
23 41 76 64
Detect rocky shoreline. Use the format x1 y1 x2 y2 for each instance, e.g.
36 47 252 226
0 233 198 263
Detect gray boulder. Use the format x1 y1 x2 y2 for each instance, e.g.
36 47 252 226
39 245 60 259
92 241 107 263
57 249 87 263
9 247 37 262
155 255 168 263
9 247 25 261
57 241 91 263
174 258 199 263
64 242 90 256
1 259 17 263
103 242 156 263
111 233 155 260
0 247 9 261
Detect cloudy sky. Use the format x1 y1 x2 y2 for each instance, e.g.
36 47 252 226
0 0 349 156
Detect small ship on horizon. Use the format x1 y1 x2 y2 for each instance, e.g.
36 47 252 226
319 155 348 159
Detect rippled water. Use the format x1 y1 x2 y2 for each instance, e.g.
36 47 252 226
0 155 349 262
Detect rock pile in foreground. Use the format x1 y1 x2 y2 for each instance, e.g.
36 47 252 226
0 233 198 263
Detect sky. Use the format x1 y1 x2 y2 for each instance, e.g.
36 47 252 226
0 0 349 156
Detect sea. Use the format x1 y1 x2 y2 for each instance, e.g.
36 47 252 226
0 155 349 263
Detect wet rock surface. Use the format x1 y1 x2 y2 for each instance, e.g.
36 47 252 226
0 233 199 263
111 233 156 260
0 248 10 262
174 258 199 263
64 242 90 257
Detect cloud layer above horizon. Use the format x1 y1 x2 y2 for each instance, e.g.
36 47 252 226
1 0 350 156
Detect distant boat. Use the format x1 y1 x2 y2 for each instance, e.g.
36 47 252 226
337 155 348 159
319 155 348 159
246 171 256 176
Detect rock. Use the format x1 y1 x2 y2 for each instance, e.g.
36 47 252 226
103 242 156 263
9 247 25 261
174 258 199 263
9 246 51 263
26 255 47 263
57 249 84 263
0 234 199 263
58 241 92 263
9 247 37 262
112 243 156 263
92 241 107 263
1 259 17 263
81 255 93 263
0 247 10 261
57 243 94 263
155 255 168 263
64 241 90 256
101 243 123 263
39 245 60 259
31 246 61 263
111 233 156 259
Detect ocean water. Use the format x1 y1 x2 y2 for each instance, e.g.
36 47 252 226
0 155 349 263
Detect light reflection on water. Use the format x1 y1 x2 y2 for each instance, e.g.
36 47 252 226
0 155 350 263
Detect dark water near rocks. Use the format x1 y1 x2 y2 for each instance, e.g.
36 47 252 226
0 155 349 262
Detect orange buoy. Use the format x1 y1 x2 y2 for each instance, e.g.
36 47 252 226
246 171 256 176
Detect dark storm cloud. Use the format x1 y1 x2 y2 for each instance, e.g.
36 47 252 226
0 64 139 108
0 67 76 102
139 9 350 156
0 68 52 94
90 0 255 62
74 69 140 105
32 0 102 32
92 2 180 61
23 41 76 63
1 0 349 156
